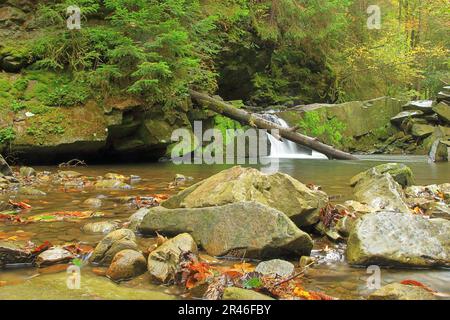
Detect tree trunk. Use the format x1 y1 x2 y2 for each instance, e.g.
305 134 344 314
189 90 358 160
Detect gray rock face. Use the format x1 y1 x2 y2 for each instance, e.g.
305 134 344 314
162 166 328 227
89 229 138 266
353 174 411 213
147 233 197 283
390 110 424 124
346 212 450 267
402 100 434 113
106 249 147 281
255 259 295 277
368 283 436 300
137 201 313 258
0 154 12 176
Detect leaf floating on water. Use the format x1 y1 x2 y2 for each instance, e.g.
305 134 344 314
8 200 32 210
27 211 104 222
400 279 436 293
242 277 263 289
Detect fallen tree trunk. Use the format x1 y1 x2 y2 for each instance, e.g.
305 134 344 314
189 90 358 160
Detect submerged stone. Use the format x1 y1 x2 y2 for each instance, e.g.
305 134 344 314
368 283 436 300
82 221 119 234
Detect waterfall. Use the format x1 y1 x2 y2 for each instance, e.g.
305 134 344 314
261 113 328 159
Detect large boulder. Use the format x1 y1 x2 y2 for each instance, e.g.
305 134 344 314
89 229 138 266
137 201 313 258
368 283 436 300
162 166 328 227
350 163 414 188
346 212 450 268
353 174 411 213
147 233 197 283
0 154 12 176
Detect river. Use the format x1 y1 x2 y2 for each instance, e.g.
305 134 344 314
0 156 449 299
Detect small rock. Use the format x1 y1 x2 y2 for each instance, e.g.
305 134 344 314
36 247 75 267
368 283 436 300
58 171 82 178
432 102 450 123
82 198 102 208
411 124 435 138
106 249 147 281
19 166 36 177
95 179 131 190
89 229 138 266
390 110 423 125
222 287 274 300
0 241 33 269
104 173 128 181
299 256 316 269
19 186 46 196
350 163 414 188
82 221 119 234
147 233 197 283
255 259 294 277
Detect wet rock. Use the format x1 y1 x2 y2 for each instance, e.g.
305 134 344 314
36 247 75 267
128 208 149 231
353 174 411 213
147 233 197 283
19 166 36 177
0 241 33 269
368 283 436 300
428 138 449 162
57 171 82 178
222 287 274 300
94 179 131 190
299 256 316 269
335 215 358 237
402 100 434 113
424 202 450 220
432 102 450 123
0 154 12 176
342 200 376 214
19 186 46 196
106 249 147 281
390 110 424 125
255 259 294 277
138 201 313 258
411 124 435 138
163 166 328 227
82 221 119 234
346 211 450 267
82 198 102 208
350 163 414 188
90 229 138 266
104 173 128 181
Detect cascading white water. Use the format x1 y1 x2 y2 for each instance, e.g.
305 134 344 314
261 113 328 159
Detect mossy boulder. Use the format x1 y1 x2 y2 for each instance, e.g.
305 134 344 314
162 166 328 227
347 211 450 268
350 163 414 188
137 201 313 258
411 124 435 138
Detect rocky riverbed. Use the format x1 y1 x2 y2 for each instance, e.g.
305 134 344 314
0 157 449 300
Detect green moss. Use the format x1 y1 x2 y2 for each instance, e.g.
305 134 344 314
0 127 16 143
298 110 347 146
0 78 11 92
